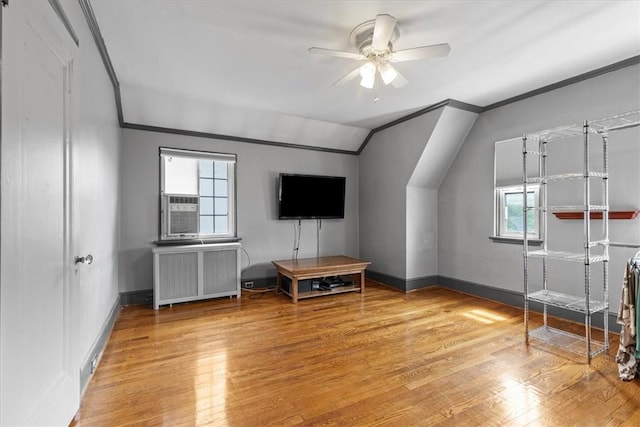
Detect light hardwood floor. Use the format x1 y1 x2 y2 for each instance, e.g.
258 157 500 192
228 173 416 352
72 282 640 426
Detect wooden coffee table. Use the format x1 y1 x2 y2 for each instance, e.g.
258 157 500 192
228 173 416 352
271 255 371 303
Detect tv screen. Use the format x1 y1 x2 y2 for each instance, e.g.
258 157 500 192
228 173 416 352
278 174 346 219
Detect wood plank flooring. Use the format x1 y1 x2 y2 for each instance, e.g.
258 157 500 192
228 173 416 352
72 282 640 426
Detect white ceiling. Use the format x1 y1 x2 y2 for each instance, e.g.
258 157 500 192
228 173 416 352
90 0 640 151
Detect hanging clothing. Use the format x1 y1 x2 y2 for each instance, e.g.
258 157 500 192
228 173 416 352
617 260 639 380
637 264 640 359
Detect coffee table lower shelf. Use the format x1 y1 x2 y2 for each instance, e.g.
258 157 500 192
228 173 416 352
280 283 361 300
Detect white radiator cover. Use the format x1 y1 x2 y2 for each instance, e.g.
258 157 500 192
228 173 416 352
158 252 199 299
152 242 241 309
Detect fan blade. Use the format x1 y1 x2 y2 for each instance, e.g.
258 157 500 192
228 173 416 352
390 43 451 62
333 66 362 86
308 47 365 60
390 70 408 88
372 14 396 51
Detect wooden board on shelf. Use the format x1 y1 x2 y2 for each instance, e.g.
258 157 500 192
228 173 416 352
552 210 638 220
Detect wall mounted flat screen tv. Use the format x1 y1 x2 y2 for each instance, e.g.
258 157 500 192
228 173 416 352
278 174 346 219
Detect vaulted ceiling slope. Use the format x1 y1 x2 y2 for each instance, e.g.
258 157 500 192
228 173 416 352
90 0 640 152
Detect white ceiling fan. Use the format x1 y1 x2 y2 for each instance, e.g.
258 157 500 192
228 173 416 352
309 14 450 89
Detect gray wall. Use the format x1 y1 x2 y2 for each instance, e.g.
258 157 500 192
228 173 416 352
439 63 640 310
64 0 122 371
406 186 438 279
120 129 359 292
358 108 443 279
359 105 477 282
405 107 477 279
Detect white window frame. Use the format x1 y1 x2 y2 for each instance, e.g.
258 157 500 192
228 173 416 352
159 147 236 240
496 184 540 239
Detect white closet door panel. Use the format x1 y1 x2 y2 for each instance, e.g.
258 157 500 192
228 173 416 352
1 1 78 425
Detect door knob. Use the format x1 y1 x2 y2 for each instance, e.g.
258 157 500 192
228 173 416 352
75 254 94 265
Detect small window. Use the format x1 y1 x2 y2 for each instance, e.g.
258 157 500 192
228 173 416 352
160 147 236 240
496 185 540 239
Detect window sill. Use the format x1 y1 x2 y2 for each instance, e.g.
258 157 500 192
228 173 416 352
489 236 543 246
154 237 242 246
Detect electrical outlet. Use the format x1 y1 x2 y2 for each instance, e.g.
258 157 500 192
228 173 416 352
244 281 254 289
90 355 98 374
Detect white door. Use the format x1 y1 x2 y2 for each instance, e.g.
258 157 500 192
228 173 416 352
1 1 79 425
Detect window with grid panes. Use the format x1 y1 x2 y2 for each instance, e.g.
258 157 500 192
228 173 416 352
198 159 230 234
496 184 540 239
160 147 236 239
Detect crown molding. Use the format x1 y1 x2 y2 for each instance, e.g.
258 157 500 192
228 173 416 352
122 123 359 155
483 55 640 112
355 55 640 153
78 4 639 156
356 99 482 154
78 0 123 126
48 0 79 46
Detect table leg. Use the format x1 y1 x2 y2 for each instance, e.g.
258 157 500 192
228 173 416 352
360 270 365 294
292 277 299 303
276 272 282 293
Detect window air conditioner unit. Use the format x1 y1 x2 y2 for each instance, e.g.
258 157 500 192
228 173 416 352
162 194 199 239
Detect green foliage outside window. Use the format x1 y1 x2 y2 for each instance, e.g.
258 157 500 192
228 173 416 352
505 192 535 233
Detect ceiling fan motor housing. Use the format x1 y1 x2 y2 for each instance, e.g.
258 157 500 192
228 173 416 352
350 18 400 59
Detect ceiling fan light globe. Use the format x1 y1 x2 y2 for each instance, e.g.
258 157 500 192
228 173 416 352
379 63 398 85
359 61 376 78
359 62 376 88
360 74 375 89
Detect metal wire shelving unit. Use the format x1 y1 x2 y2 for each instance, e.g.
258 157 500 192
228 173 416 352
522 110 640 363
